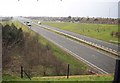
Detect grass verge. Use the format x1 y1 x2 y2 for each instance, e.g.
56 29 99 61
2 74 113 82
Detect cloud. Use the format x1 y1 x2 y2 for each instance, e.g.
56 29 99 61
0 0 118 18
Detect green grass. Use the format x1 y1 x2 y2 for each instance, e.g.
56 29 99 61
32 75 114 81
2 74 113 82
42 22 119 44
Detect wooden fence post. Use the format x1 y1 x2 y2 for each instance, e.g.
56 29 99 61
67 64 70 79
21 66 24 79
113 59 120 83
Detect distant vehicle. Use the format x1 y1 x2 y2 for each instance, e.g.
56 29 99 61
26 21 31 26
27 23 31 26
38 21 41 25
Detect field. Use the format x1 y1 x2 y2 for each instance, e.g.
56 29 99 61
42 22 119 44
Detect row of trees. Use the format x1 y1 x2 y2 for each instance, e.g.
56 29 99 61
28 16 118 24
2 23 24 67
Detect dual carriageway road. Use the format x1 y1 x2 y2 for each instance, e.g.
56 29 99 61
17 17 119 74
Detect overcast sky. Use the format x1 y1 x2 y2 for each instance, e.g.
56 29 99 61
0 0 119 18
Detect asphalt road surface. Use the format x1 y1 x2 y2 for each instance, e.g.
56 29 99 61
17 17 118 74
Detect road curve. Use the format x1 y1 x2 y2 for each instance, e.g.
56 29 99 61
17 17 117 74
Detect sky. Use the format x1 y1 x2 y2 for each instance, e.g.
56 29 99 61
0 0 119 18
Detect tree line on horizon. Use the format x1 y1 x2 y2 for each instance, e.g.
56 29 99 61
27 16 118 24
